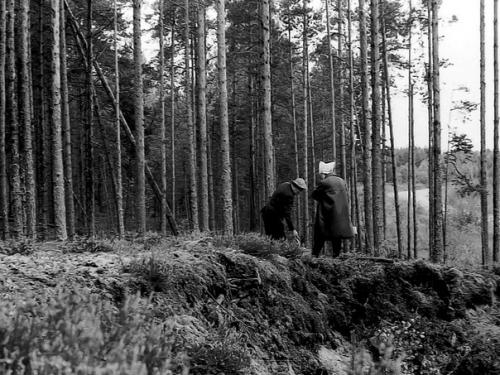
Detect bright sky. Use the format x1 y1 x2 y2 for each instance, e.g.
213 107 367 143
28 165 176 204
133 0 493 150
392 0 495 149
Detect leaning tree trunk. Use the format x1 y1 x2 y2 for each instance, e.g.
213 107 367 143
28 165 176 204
430 0 443 263
19 0 36 238
370 0 382 255
359 0 373 253
50 0 67 240
217 0 233 234
0 0 7 239
480 0 489 266
197 2 209 232
133 0 146 235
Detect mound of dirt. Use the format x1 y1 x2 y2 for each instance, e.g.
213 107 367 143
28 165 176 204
1 237 499 374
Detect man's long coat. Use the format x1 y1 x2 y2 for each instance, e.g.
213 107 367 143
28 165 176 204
311 174 354 238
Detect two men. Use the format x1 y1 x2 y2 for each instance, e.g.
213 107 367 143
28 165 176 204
261 161 354 257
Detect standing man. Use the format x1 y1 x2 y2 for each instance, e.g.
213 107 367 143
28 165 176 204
261 178 307 240
312 161 354 257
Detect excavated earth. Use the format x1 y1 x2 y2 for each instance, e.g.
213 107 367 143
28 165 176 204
0 236 499 374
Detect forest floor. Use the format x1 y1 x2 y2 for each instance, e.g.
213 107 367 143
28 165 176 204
0 234 499 374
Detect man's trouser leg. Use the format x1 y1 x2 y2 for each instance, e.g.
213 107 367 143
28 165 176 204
331 238 342 257
261 206 285 240
312 227 325 257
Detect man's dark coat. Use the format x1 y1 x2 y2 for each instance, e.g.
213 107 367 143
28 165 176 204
311 174 354 239
261 182 296 239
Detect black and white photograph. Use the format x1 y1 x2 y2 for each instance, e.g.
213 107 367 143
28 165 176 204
0 0 499 373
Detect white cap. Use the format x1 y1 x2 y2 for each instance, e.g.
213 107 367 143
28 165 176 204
319 161 336 174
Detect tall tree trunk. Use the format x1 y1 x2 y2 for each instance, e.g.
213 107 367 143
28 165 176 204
325 0 336 162
114 0 125 237
170 15 176 219
480 0 489 265
302 0 310 246
159 0 167 234
427 0 434 257
431 0 443 263
217 0 233 234
249 73 257 231
494 0 499 264
184 0 198 231
407 0 414 258
338 0 346 179
85 0 95 237
381 8 403 257
0 0 7 239
19 0 36 238
307 58 316 187
50 0 67 240
261 0 275 200
359 0 372 253
288 26 301 232
370 0 382 254
7 0 23 238
60 0 75 239
207 120 215 230
348 0 361 250
197 2 209 232
133 0 146 235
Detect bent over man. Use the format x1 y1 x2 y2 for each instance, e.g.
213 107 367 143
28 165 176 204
312 161 354 257
261 178 307 240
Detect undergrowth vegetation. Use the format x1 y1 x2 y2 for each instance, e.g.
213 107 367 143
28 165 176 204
0 289 186 374
0 233 499 374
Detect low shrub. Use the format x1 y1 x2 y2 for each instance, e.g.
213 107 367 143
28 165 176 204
62 237 115 254
0 239 34 256
0 288 186 374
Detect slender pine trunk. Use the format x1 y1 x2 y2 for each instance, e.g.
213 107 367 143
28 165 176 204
359 0 373 253
381 10 403 257
197 3 209 232
60 0 75 239
217 0 233 234
480 0 489 266
7 0 24 238
338 0 346 179
85 0 95 237
494 0 499 264
326 0 336 162
302 0 310 247
114 0 125 237
370 0 382 255
133 0 146 235
0 0 7 239
431 0 443 263
262 0 275 199
51 0 67 240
